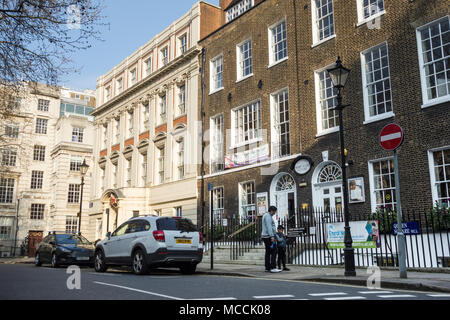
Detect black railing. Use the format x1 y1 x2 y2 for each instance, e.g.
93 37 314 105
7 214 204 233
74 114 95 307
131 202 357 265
202 206 450 268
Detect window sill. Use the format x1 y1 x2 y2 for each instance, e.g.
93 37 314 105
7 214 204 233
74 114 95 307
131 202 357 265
356 11 386 27
209 87 224 96
363 112 394 125
229 138 263 150
421 96 450 109
311 34 336 48
315 127 339 138
268 57 288 69
236 74 254 84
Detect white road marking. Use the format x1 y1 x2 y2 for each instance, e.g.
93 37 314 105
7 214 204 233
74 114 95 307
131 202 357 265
89 272 119 276
325 296 366 300
309 292 347 297
427 294 450 297
377 294 416 298
93 281 183 300
253 294 295 299
359 291 393 294
192 297 237 300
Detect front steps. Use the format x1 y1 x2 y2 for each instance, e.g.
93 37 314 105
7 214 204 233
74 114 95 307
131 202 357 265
202 245 265 265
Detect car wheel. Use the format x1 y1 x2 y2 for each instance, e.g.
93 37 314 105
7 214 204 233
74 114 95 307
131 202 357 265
35 252 42 267
94 250 107 273
132 249 148 275
51 253 59 268
180 263 197 275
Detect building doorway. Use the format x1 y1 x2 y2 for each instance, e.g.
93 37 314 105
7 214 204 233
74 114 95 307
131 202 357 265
312 161 343 213
27 231 43 257
270 173 297 224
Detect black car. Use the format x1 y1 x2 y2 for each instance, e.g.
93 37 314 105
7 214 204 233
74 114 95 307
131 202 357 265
35 233 94 268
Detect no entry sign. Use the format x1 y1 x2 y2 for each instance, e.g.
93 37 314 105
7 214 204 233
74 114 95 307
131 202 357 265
379 123 404 151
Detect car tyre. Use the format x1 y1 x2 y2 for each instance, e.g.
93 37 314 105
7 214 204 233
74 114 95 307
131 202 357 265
35 252 42 267
94 250 108 273
51 253 59 268
132 249 148 275
180 263 197 275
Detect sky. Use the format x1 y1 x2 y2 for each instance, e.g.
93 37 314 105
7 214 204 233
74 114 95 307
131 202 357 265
61 0 220 91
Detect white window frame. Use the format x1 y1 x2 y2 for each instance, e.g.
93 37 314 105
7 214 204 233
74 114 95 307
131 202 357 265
140 152 147 187
129 68 137 86
72 127 84 143
159 94 167 124
156 144 165 185
210 114 224 174
368 156 396 212
416 16 450 108
30 170 43 189
161 46 169 67
360 42 394 124
68 184 81 203
236 38 253 81
212 186 224 221
177 84 186 116
268 19 288 67
100 165 106 193
231 99 262 148
30 204 44 220
1 147 17 166
239 180 256 219
5 124 19 139
114 118 120 144
270 88 290 160
210 54 224 94
116 78 123 93
35 118 48 134
0 178 14 203
105 86 111 101
142 103 150 131
112 162 118 188
356 0 386 26
311 0 336 47
226 0 254 23
144 58 152 77
179 33 188 56
127 111 134 138
33 145 45 161
176 138 185 180
65 216 78 234
428 146 450 206
38 99 50 112
102 124 108 149
70 156 82 172
314 65 339 136
125 157 132 187
0 216 14 239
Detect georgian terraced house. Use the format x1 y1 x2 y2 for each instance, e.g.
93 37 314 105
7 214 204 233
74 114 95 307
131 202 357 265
88 2 222 240
198 0 449 225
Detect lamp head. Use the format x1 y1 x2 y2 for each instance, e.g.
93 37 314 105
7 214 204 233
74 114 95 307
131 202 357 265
327 56 350 89
80 159 89 176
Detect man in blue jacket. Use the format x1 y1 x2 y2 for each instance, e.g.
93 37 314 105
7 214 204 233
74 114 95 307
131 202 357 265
261 206 281 272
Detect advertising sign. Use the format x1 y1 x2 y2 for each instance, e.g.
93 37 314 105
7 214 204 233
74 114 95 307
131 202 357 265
225 144 269 169
348 177 365 203
256 192 268 216
393 221 420 235
326 220 380 249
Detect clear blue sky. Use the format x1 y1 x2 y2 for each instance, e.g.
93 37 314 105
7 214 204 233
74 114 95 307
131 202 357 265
62 0 220 91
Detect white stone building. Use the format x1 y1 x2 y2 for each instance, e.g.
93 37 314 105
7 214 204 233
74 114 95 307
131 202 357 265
0 83 96 257
89 2 222 241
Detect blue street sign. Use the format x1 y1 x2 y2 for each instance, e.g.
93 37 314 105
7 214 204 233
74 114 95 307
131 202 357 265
392 221 420 235
207 183 214 191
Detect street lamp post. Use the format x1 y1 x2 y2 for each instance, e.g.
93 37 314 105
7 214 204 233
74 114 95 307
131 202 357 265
327 57 356 277
78 159 89 235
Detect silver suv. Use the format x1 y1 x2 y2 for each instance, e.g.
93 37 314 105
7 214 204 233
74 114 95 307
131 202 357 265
94 216 203 275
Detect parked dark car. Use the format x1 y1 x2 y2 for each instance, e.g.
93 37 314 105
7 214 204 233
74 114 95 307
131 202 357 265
35 233 94 268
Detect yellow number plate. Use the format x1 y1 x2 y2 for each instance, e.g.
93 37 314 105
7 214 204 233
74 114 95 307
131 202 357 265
176 239 192 244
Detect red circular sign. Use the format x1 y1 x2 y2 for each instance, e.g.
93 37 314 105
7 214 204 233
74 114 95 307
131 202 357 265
379 123 404 151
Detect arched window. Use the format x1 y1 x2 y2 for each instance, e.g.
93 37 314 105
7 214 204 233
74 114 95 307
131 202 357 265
276 174 296 191
318 163 342 183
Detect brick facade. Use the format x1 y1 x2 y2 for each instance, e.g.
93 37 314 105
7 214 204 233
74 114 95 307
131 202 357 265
197 0 449 225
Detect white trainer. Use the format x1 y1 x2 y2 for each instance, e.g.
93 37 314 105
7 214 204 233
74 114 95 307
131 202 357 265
270 268 281 273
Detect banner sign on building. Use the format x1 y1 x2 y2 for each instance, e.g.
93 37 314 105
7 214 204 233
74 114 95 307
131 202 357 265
392 221 420 235
326 220 380 249
225 144 269 169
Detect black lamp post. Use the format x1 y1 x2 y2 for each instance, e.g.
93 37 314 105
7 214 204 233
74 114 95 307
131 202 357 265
326 57 356 277
78 159 89 235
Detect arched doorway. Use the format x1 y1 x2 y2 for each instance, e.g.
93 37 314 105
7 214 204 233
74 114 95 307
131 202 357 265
270 173 297 224
312 161 343 213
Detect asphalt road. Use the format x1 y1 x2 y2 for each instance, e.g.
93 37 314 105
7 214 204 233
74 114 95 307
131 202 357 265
0 263 449 300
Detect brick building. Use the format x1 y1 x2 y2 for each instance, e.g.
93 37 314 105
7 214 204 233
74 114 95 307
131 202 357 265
198 0 449 226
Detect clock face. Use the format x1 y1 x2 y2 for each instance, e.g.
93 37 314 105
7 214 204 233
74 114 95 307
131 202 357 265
294 159 311 175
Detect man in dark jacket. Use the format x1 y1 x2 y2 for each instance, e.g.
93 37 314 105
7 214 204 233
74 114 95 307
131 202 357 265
275 225 290 271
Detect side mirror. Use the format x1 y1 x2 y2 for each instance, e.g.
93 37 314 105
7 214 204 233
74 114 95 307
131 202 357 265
106 232 111 239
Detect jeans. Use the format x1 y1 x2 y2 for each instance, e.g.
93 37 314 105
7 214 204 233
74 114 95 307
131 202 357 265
263 237 277 270
277 247 286 269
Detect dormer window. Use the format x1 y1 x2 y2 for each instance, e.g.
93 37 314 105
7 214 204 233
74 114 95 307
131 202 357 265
226 0 253 23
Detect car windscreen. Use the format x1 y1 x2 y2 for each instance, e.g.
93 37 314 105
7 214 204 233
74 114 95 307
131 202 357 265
56 234 91 245
156 218 197 232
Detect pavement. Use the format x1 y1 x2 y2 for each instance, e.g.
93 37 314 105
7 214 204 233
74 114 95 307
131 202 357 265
2 256 450 293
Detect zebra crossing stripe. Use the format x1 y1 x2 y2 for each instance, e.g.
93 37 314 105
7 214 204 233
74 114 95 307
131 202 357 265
325 296 366 300
309 292 347 296
377 294 416 298
358 291 393 294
